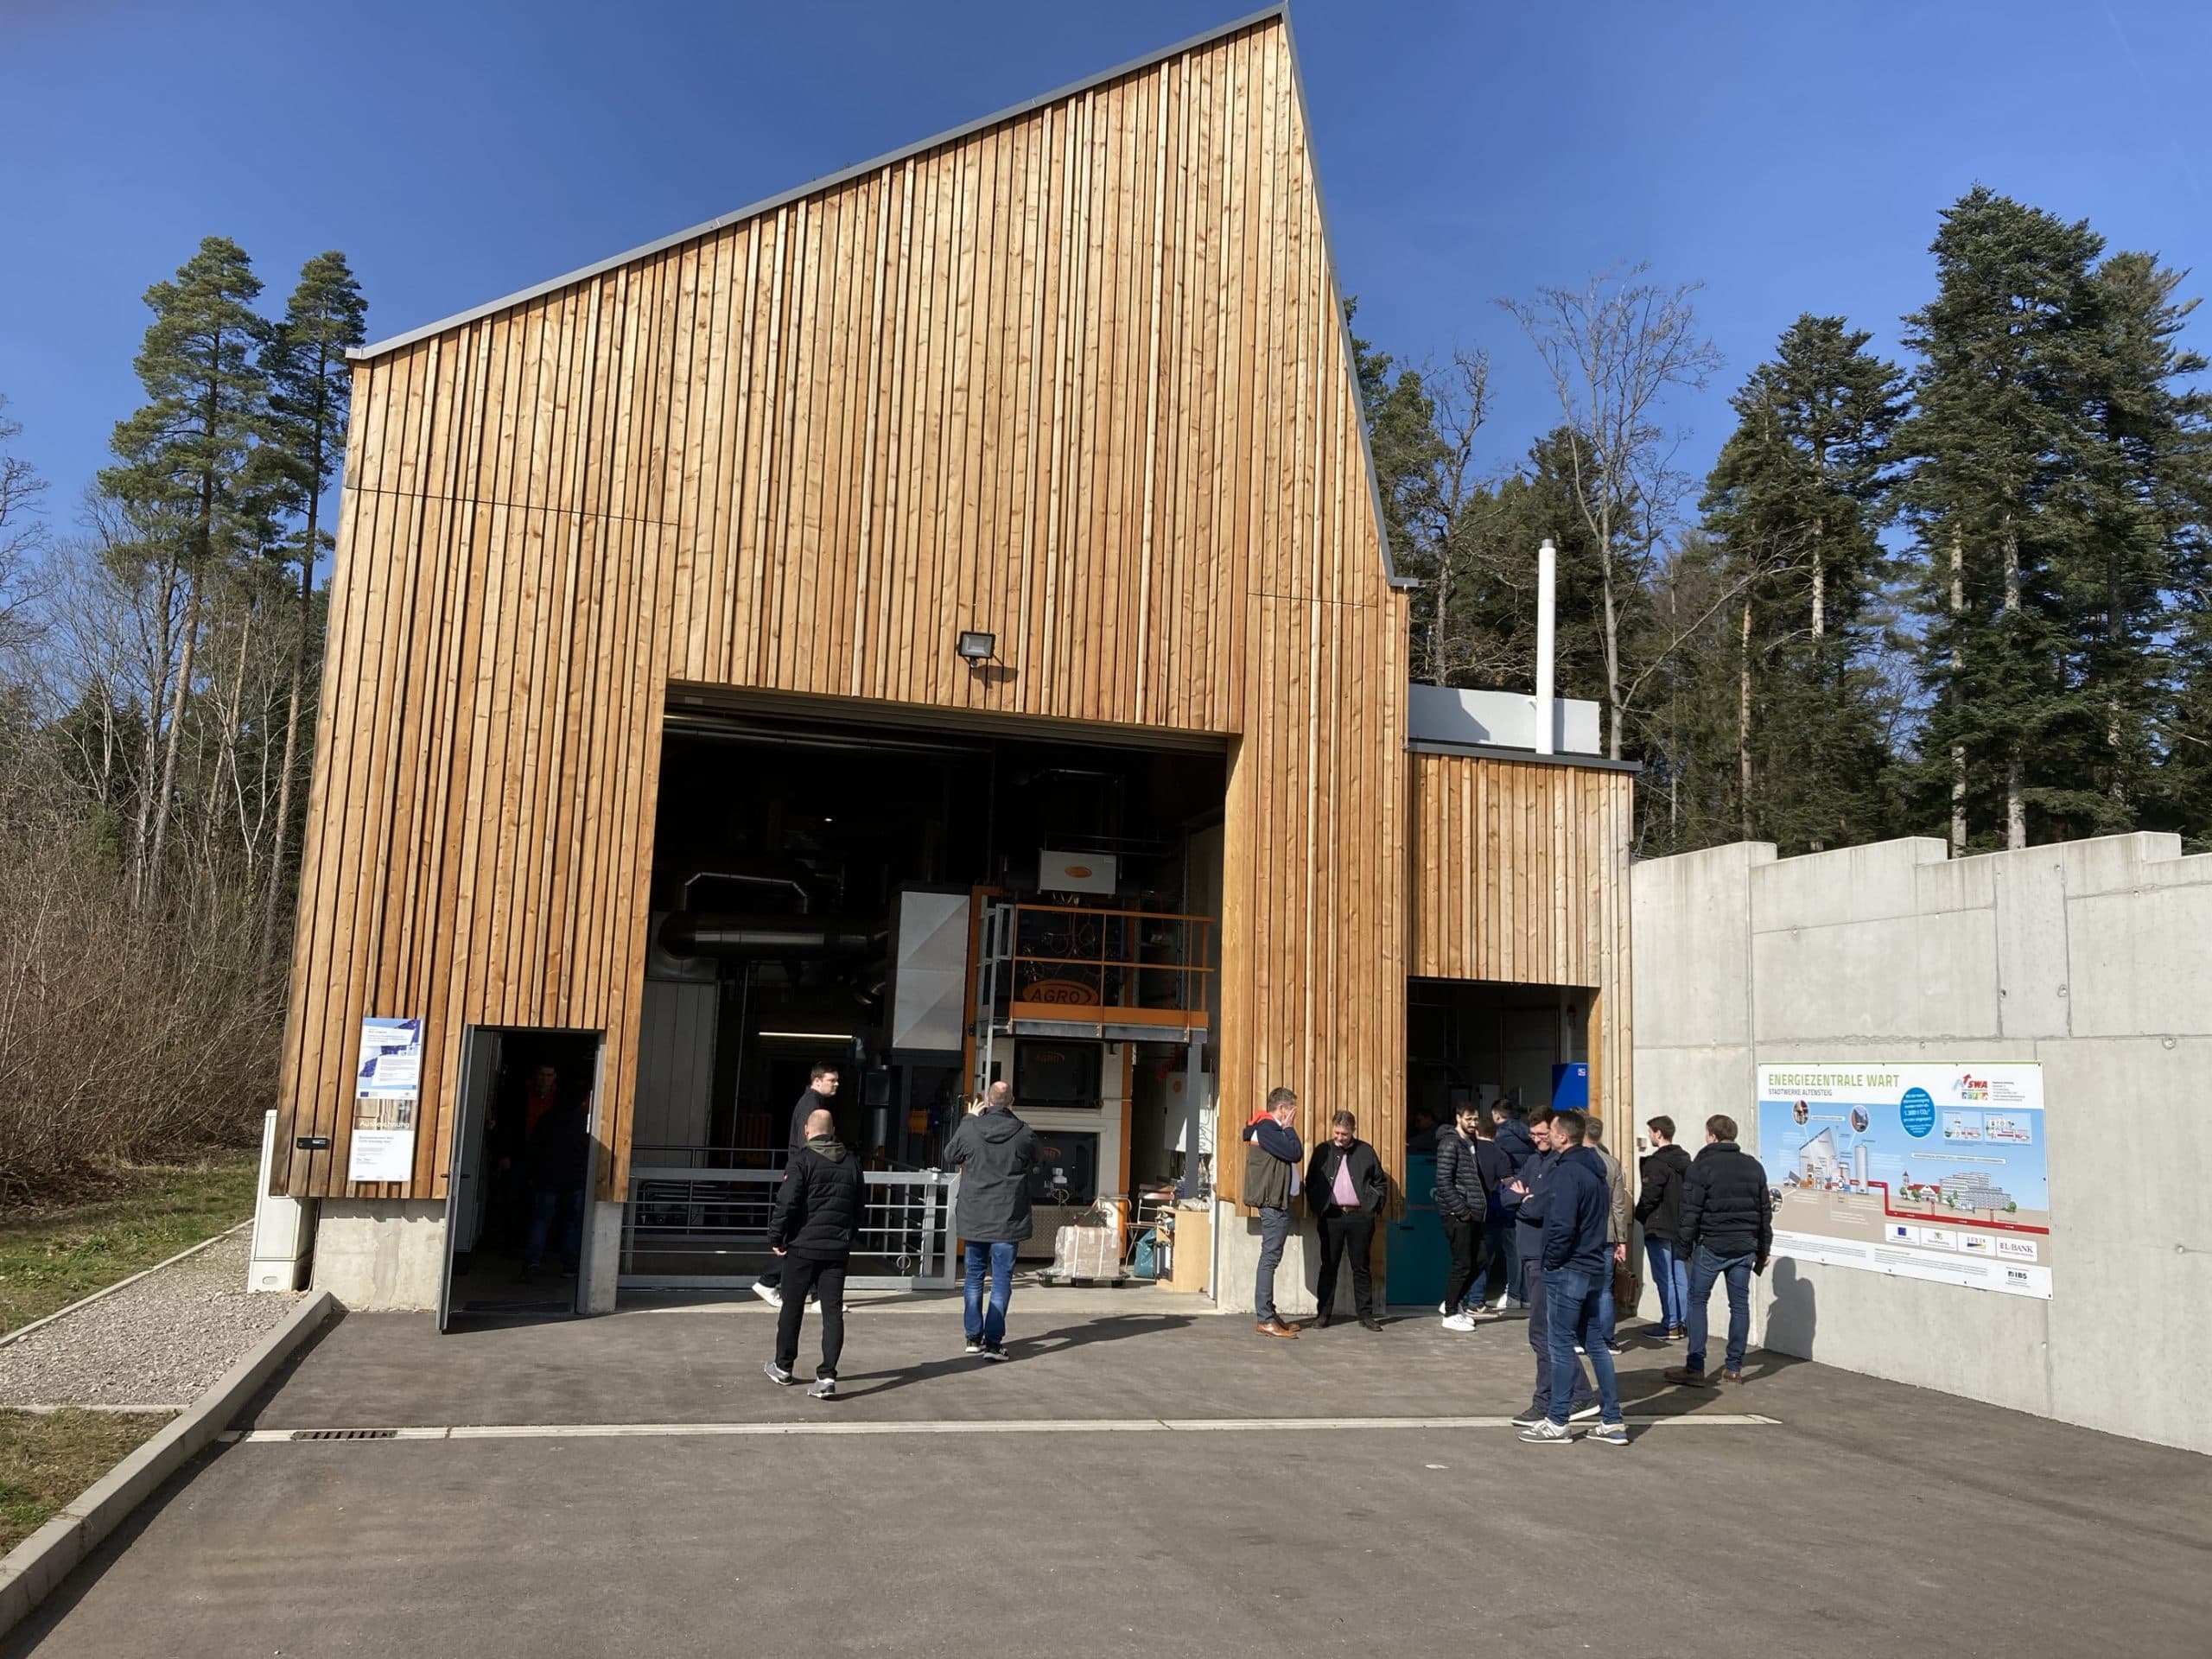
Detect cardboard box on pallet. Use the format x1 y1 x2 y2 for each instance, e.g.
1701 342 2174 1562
1050 1224 1120 1279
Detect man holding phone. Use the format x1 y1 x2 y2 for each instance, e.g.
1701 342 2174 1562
1241 1087 1304 1338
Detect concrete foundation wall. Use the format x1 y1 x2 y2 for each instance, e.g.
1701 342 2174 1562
311 1199 624 1313
310 1201 448 1311
1632 831 2212 1455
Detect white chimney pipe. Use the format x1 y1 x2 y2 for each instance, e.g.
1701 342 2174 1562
1535 538 1556 755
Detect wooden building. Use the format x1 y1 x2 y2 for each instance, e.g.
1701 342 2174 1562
270 7 1633 1315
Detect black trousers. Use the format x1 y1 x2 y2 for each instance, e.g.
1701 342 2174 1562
773 1255 849 1380
1315 1211 1376 1319
1441 1215 1488 1312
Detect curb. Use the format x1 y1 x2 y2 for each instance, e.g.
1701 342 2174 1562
0 1288 334 1640
0 1222 252 1350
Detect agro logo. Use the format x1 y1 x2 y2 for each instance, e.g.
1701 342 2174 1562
1956 1074 1992 1102
1064 865 1093 879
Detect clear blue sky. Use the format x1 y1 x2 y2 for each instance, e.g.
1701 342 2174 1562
7 0 2208 535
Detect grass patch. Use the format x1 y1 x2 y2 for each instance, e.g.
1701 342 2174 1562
0 1408 175 1553
0 1155 261 1335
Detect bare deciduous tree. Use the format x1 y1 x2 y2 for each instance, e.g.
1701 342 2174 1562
0 397 50 664
1499 265 1723 758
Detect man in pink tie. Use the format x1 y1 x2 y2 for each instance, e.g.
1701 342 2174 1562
1305 1110 1389 1329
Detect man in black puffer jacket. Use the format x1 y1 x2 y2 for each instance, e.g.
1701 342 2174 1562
1665 1114 1772 1388
765 1108 863 1399
1433 1104 1496 1329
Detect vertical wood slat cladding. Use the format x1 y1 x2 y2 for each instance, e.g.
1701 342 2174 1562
1405 752 1635 1122
276 15 1408 1199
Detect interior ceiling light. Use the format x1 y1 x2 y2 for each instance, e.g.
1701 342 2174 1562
956 629 995 663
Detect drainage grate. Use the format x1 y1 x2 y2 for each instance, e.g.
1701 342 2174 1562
289 1427 399 1441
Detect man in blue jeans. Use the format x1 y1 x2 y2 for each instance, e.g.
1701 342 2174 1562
1635 1116 1693 1339
942 1081 1037 1360
1519 1110 1625 1445
1665 1113 1773 1387
1241 1087 1304 1338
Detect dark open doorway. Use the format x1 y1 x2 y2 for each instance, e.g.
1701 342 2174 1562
441 1027 603 1329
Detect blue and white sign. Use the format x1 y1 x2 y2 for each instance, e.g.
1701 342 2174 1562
1756 1064 2050 1300
349 1016 423 1183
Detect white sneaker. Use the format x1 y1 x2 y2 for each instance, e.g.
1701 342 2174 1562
807 1376 836 1400
763 1360 795 1386
1518 1418 1573 1443
752 1281 784 1309
1440 1312 1478 1332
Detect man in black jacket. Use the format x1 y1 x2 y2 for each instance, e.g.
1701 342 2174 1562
1635 1116 1693 1340
1491 1102 1537 1310
520 1090 591 1280
942 1080 1037 1360
1434 1104 1495 1330
754 1060 842 1310
765 1107 862 1399
1306 1110 1389 1330
1664 1114 1773 1387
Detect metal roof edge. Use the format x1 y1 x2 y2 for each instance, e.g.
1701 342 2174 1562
350 4 1290 361
1405 740 1643 775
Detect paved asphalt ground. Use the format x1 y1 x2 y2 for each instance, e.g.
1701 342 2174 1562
8 1293 2208 1657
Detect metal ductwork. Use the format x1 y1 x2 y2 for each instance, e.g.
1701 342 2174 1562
681 868 817 913
658 912 884 959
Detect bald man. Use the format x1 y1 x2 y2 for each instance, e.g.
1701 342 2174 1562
765 1106 863 1398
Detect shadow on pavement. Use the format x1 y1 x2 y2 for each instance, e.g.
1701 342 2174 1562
835 1313 1194 1398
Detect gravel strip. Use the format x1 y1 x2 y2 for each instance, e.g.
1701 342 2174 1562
0 1233 299 1408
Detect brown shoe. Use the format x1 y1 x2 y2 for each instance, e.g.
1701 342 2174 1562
1720 1369 1745 1384
1256 1319 1300 1339
1662 1366 1717 1387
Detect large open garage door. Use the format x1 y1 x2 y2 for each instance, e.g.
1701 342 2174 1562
1391 977 1595 1309
620 690 1227 1293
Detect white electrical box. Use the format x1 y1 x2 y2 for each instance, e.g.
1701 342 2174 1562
1039 849 1116 894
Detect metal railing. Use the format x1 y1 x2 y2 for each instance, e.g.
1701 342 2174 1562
620 1165 961 1290
984 900 1215 1020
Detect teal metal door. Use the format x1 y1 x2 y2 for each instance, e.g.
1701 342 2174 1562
1389 1150 1450 1308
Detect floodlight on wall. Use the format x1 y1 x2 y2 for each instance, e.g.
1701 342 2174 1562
956 629 996 664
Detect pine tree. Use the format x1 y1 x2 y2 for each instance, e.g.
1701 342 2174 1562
99 236 270 903
2074 251 2212 832
1700 315 1906 850
258 251 365 964
1896 189 2106 852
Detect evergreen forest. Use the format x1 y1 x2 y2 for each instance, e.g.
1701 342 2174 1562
1363 187 2212 859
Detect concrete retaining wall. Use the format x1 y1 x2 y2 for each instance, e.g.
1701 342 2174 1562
1631 831 2212 1454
